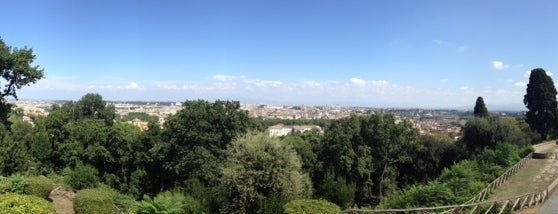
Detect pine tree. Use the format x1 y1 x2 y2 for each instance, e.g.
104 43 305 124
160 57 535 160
524 68 558 139
473 96 488 117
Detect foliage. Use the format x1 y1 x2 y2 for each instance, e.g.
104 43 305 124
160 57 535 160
316 170 356 209
65 162 99 190
474 96 489 117
121 112 158 123
317 114 421 205
162 99 255 186
222 132 312 213
380 181 455 208
136 190 204 214
0 177 11 193
461 116 530 154
283 199 341 214
257 195 291 214
381 143 521 208
74 188 115 214
0 193 55 214
282 135 317 174
184 178 227 213
518 145 535 157
8 173 25 194
524 68 558 139
0 38 44 126
24 176 54 199
96 183 139 214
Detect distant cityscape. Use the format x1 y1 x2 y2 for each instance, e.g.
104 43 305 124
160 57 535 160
10 100 524 140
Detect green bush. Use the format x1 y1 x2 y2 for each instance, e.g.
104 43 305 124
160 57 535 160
24 176 54 199
518 145 535 157
74 188 114 214
0 177 11 193
8 173 25 194
0 192 56 214
97 183 138 213
137 190 204 214
284 199 341 214
381 181 456 208
317 171 356 209
65 162 99 190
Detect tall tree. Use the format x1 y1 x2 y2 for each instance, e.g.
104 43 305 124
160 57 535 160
0 38 44 126
473 96 488 117
524 68 557 139
162 100 255 187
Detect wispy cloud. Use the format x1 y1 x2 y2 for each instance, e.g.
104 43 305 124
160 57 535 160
213 74 238 81
19 75 527 108
492 60 510 70
514 82 527 87
349 78 366 86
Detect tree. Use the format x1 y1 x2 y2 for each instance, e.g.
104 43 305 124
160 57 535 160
162 100 255 187
221 132 312 213
524 68 558 139
317 114 421 206
473 96 488 117
0 38 44 126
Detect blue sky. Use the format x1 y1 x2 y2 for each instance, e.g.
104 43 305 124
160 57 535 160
2 0 558 109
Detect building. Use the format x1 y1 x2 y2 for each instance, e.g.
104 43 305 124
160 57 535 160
268 124 323 137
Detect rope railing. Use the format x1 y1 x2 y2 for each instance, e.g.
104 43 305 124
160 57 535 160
344 140 558 214
344 190 549 213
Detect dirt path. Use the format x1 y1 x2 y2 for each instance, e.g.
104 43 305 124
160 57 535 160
49 186 75 214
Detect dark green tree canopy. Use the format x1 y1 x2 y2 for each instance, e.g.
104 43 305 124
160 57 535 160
0 38 44 100
473 96 488 117
523 68 557 139
0 38 44 126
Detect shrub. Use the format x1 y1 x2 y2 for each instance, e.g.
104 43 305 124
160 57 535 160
518 145 535 158
283 199 341 214
0 177 11 193
65 162 99 190
8 173 25 194
137 190 204 214
24 176 54 199
381 181 456 208
0 192 56 214
74 188 114 214
97 183 138 213
317 171 356 209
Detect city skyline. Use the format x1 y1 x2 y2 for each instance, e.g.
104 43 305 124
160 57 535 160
2 0 558 109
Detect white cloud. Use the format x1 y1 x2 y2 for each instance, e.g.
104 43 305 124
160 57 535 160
370 80 389 87
349 78 366 86
126 82 142 90
514 82 527 87
440 79 449 83
492 61 510 70
244 79 283 88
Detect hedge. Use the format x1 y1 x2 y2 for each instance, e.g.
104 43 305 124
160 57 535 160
74 188 114 214
284 199 341 214
0 193 56 214
24 176 54 199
